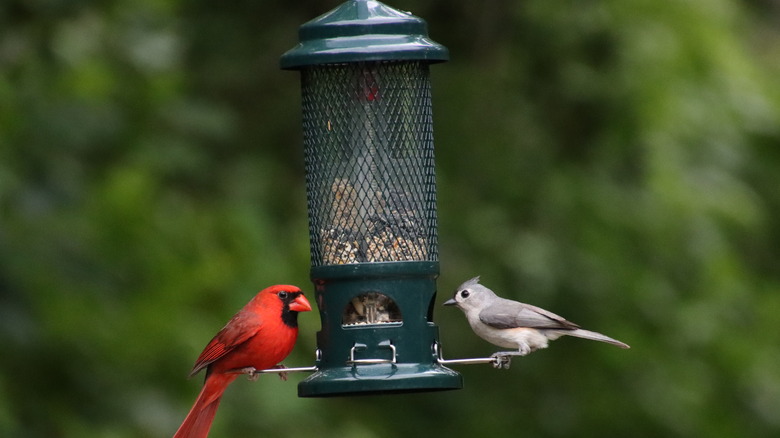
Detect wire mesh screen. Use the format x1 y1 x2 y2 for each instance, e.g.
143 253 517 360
301 61 438 266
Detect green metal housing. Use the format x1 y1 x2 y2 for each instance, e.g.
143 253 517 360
282 0 460 397
280 0 448 69
298 262 461 397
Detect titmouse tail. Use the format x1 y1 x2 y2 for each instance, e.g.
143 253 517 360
564 329 630 349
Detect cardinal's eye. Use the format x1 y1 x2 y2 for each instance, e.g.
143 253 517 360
460 290 470 299
278 291 289 300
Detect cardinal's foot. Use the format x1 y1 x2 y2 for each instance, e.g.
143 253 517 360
231 366 261 381
270 364 289 381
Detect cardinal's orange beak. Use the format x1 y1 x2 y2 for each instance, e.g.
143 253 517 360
289 294 312 312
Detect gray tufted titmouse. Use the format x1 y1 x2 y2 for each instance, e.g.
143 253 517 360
443 277 629 362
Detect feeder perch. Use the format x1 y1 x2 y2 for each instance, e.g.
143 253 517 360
282 0 462 396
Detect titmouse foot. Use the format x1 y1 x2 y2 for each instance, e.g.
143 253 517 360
270 364 289 381
491 349 534 369
490 352 521 369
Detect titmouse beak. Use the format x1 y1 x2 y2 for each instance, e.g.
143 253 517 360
443 298 457 307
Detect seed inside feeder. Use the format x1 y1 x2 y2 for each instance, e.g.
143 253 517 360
321 178 428 265
342 292 402 326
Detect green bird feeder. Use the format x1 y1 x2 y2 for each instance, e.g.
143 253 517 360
281 0 462 397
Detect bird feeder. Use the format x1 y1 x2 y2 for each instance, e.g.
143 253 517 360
282 0 462 396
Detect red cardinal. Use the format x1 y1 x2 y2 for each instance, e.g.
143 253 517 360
173 285 312 438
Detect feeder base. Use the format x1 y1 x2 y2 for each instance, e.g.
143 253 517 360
297 363 462 397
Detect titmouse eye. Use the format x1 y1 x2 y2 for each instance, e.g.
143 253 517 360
460 290 470 299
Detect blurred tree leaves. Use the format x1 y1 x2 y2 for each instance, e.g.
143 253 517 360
2 0 780 437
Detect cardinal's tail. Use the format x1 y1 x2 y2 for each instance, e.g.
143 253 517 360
173 373 237 438
566 328 630 349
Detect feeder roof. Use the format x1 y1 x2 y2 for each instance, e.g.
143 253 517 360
280 0 449 69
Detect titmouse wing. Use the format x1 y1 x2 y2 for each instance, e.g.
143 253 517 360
479 298 580 330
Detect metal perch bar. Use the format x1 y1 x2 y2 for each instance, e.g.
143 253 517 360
253 366 319 374
436 357 508 366
433 343 513 369
227 351 322 375
228 342 514 376
226 365 318 375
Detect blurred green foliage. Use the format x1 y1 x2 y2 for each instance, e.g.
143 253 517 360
2 0 780 437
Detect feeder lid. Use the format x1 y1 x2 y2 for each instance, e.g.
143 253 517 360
280 0 449 69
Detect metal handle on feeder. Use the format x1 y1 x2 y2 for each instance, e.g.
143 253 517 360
347 340 397 365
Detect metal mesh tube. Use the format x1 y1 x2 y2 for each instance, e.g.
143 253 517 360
301 61 438 266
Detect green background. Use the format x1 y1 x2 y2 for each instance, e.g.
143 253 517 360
2 0 779 437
